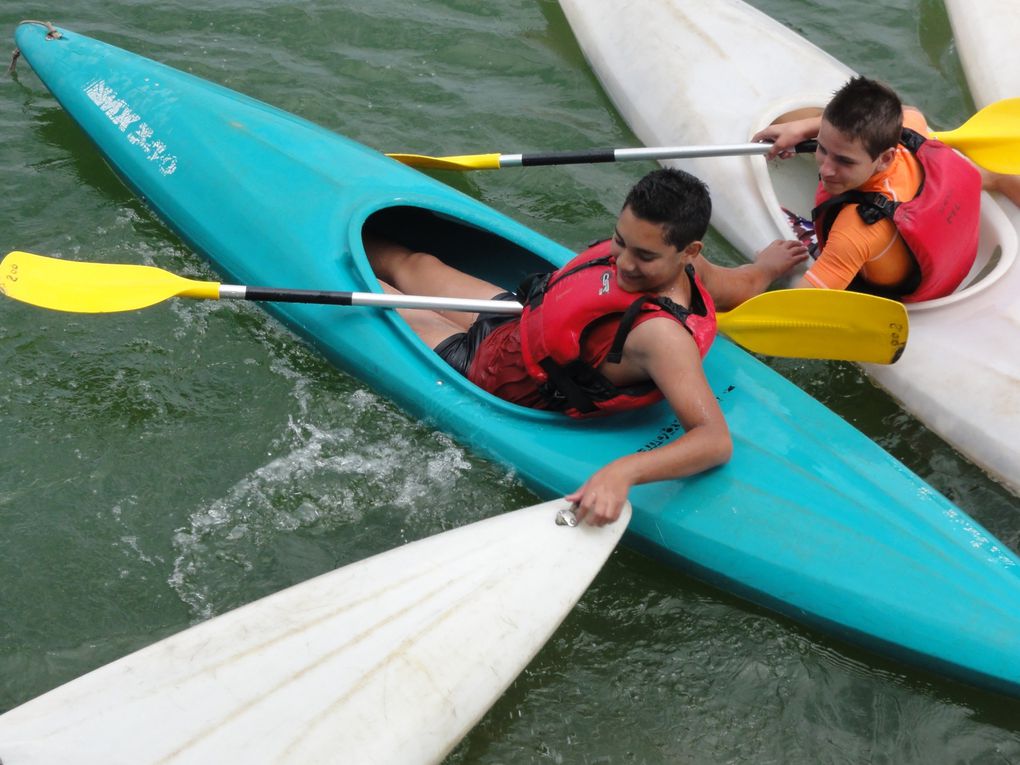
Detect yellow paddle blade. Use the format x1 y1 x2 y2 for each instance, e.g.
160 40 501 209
0 251 221 313
386 152 502 170
718 289 908 365
931 97 1020 174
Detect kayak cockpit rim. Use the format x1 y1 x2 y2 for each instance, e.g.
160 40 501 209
749 98 831 255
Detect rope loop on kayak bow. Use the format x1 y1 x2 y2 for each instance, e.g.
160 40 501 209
17 20 62 39
9 21 62 76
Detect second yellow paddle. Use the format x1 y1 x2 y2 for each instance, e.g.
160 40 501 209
388 98 1020 175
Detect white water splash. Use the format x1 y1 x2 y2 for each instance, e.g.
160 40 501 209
167 413 476 620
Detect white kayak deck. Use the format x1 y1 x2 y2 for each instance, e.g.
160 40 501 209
0 499 629 764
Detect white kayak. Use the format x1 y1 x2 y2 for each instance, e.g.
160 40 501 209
558 0 1020 495
944 4 1020 254
0 499 629 765
944 0 1020 111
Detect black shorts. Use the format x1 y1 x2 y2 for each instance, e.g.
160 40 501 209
434 292 519 376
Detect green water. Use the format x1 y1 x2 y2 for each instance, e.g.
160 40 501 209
2 0 1019 762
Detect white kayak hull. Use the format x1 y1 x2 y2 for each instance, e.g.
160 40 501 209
944 0 1020 110
559 0 851 261
0 499 629 764
558 0 1020 494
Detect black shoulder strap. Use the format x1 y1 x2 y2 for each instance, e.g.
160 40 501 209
900 127 925 153
605 265 702 363
853 192 899 224
516 271 551 308
812 190 899 241
605 296 666 364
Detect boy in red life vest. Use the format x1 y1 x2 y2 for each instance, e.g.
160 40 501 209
365 169 806 527
753 76 1020 301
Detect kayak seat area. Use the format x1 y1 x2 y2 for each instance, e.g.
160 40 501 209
363 205 554 293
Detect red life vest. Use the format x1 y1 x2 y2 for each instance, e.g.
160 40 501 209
517 240 716 418
812 128 980 302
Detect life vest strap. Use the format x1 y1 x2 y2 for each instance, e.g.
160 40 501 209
537 357 603 414
606 265 702 363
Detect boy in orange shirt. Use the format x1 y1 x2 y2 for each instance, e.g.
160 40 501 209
754 76 1019 300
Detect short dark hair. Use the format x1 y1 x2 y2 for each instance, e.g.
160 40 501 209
823 76 903 159
623 168 712 251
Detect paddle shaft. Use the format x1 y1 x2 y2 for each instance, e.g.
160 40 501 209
223 285 909 367
392 98 1020 173
390 140 818 170
497 141 816 166
227 285 522 314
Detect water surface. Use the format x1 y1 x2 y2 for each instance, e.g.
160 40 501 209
1 1 1018 762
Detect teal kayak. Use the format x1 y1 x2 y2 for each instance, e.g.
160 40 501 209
13 22 1020 697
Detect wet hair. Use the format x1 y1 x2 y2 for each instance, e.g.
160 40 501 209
823 76 903 159
622 168 712 251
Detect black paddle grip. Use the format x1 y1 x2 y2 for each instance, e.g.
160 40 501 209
244 287 354 305
521 148 617 166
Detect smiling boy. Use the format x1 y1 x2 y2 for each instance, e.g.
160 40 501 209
365 169 805 525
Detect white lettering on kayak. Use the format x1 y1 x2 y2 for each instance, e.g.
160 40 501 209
84 79 178 176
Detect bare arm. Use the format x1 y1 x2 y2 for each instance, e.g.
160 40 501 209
979 167 1020 208
754 106 930 161
568 319 731 526
751 116 822 159
694 240 809 311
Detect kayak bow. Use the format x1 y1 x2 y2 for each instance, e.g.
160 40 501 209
0 500 628 763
